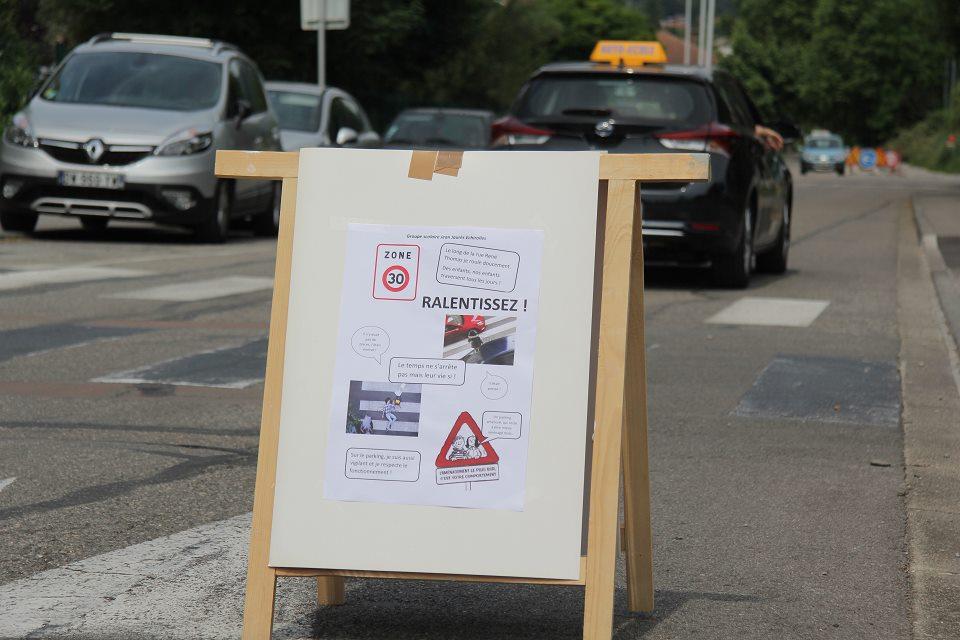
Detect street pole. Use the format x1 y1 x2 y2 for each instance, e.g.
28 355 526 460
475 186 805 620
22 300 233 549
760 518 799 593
697 0 707 66
316 0 326 88
683 0 692 66
704 0 716 73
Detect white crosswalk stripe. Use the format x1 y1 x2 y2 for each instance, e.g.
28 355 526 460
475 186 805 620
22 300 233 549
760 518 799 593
0 514 319 639
107 276 273 302
0 266 149 291
706 297 830 327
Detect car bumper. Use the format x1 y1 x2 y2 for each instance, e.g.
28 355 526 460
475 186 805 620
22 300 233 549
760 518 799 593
639 182 742 266
801 159 844 172
0 140 217 225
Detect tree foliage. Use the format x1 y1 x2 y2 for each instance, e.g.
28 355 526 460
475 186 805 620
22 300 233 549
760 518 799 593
724 0 952 145
29 0 650 128
0 0 40 122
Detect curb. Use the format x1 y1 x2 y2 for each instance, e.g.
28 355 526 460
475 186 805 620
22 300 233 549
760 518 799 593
899 198 960 639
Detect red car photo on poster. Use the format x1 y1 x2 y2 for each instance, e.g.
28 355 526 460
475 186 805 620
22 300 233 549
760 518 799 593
444 315 486 345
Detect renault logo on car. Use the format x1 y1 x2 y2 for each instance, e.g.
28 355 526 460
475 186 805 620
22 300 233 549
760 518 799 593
83 139 105 163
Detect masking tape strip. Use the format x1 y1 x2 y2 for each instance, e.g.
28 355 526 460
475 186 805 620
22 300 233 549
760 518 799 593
408 150 439 181
408 150 464 180
434 150 463 177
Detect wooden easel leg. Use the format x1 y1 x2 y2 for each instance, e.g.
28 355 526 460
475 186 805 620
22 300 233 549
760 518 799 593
621 187 655 614
583 179 638 640
241 176 300 640
316 576 345 605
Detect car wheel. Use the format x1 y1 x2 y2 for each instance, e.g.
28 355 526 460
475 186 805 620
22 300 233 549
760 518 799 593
756 198 790 274
836 165 845 176
253 183 280 237
712 202 753 289
195 181 231 243
80 216 109 234
0 210 38 233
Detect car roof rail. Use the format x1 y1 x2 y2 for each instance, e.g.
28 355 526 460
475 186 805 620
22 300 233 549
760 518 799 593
87 33 217 48
212 41 239 55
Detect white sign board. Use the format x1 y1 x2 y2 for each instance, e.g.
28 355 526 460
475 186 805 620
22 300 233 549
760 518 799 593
301 0 350 30
269 149 600 580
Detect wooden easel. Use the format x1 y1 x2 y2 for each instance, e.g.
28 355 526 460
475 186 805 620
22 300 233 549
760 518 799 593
215 150 709 640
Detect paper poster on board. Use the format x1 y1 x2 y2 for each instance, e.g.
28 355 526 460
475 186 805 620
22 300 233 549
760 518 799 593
323 224 543 511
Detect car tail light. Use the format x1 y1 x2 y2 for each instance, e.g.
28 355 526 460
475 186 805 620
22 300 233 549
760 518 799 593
656 123 739 156
491 116 553 147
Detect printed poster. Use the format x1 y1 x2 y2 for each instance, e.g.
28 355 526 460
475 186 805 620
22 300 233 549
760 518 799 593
323 223 543 511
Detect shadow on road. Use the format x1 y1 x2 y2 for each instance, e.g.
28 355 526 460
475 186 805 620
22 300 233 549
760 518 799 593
305 580 763 639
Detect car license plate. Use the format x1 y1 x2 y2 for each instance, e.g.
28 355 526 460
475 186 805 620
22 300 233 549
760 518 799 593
58 171 125 190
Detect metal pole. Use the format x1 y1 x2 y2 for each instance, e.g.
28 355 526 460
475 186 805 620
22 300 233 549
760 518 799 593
697 0 707 66
317 0 326 88
683 0 692 65
704 0 716 72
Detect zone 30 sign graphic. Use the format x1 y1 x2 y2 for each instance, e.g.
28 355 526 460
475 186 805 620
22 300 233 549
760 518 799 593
373 244 420 300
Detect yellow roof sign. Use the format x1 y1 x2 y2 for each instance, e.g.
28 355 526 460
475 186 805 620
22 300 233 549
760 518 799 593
589 40 667 66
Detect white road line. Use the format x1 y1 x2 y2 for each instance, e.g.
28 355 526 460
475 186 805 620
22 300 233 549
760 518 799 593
706 297 830 327
107 275 273 302
0 266 148 291
0 514 322 639
0 477 15 493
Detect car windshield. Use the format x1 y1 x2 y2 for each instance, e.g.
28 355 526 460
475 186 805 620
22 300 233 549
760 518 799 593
41 52 222 111
806 137 843 149
385 113 489 148
515 75 711 125
267 90 322 132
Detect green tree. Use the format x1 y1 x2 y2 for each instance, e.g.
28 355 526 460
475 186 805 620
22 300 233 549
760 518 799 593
542 0 654 61
0 0 39 122
801 0 947 144
720 0 814 123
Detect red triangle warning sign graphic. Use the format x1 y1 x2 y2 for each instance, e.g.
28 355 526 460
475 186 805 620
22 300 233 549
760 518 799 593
435 411 499 468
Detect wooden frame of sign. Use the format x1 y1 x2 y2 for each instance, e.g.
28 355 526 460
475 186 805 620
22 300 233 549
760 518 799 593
215 149 709 640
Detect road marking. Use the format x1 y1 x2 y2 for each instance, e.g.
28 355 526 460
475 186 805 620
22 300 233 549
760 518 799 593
707 297 830 327
107 275 273 302
0 514 278 639
0 266 148 291
0 477 15 493
0 323 146 363
93 338 267 389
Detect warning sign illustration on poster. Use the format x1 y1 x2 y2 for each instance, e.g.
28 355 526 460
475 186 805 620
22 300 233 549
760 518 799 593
323 223 543 511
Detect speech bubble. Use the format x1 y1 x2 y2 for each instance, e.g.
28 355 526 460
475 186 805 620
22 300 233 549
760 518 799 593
480 372 508 400
436 243 520 292
481 411 521 443
389 358 465 385
345 448 420 482
351 326 390 364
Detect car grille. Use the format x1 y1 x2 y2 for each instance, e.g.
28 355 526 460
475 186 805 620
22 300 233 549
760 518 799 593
38 139 154 166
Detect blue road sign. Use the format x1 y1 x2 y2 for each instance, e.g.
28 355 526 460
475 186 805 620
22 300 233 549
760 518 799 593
859 148 877 170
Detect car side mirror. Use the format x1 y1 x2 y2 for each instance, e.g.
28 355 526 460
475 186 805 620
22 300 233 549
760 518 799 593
234 99 253 129
767 120 801 143
336 127 359 146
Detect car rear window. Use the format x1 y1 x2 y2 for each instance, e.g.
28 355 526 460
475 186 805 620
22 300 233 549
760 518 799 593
515 74 712 125
267 91 322 132
385 113 489 148
41 52 222 111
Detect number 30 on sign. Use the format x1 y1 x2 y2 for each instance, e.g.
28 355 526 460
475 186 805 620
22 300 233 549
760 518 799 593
373 244 420 300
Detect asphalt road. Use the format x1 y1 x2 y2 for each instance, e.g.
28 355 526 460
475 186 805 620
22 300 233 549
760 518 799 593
1 163 959 639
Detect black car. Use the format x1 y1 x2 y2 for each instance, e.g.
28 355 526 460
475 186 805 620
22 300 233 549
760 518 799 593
384 108 494 150
492 60 793 287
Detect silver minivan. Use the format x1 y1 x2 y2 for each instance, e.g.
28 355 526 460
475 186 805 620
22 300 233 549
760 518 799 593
0 33 282 242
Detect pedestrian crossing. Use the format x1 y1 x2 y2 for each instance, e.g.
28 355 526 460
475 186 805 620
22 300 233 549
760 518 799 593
347 381 422 435
0 266 148 291
107 276 273 302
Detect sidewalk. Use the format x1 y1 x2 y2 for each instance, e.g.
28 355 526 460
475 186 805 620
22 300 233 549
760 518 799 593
902 195 960 638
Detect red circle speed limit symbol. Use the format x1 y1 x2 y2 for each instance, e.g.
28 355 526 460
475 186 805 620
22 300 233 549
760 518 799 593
381 265 410 292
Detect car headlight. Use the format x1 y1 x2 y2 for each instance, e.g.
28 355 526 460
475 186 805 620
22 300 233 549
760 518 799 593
155 128 213 156
3 113 38 148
